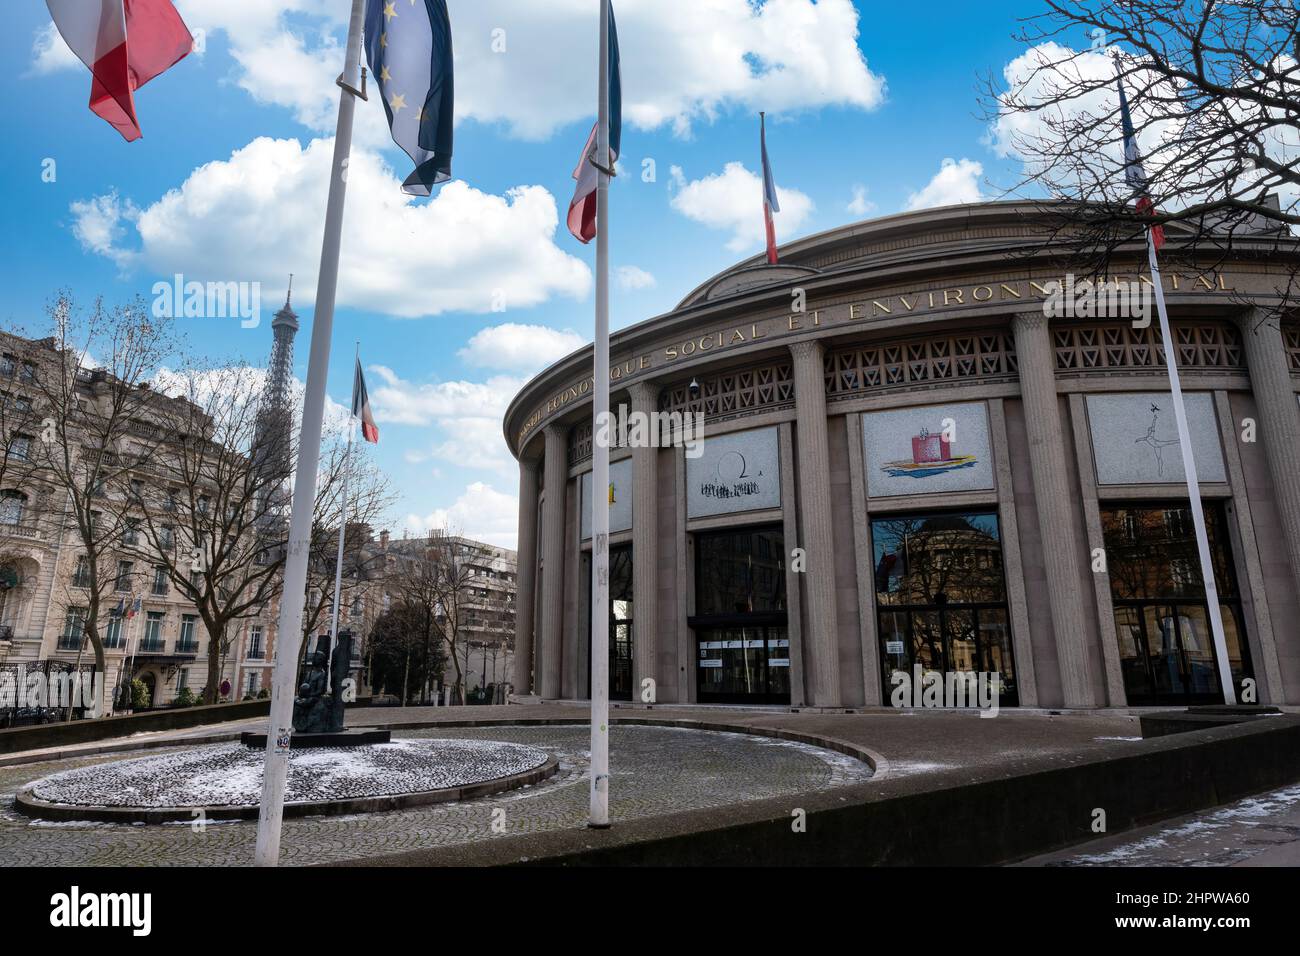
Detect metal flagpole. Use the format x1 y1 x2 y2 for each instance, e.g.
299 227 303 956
255 0 367 867
325 343 359 691
588 0 612 829
1146 235 1237 705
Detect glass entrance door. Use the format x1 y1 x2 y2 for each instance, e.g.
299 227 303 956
696 624 789 703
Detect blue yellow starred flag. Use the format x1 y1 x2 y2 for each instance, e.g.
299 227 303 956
364 0 454 196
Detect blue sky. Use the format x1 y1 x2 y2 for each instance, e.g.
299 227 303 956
2 0 1091 548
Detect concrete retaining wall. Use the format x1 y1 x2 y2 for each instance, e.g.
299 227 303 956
0 699 271 754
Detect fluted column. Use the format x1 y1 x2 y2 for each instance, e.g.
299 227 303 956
628 382 659 701
539 425 568 698
1012 312 1095 708
1237 309 1300 596
789 341 841 707
513 457 539 694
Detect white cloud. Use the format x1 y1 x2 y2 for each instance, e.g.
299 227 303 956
29 22 80 76
905 158 984 211
846 184 876 217
177 0 884 142
670 161 814 252
70 136 591 319
405 482 519 549
367 365 523 428
989 43 1299 221
615 265 656 291
458 324 586 373
68 192 138 269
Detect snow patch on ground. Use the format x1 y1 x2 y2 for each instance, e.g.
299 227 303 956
28 739 550 809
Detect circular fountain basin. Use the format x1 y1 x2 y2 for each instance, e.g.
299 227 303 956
15 738 557 824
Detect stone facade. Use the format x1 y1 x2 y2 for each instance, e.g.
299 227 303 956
504 201 1300 709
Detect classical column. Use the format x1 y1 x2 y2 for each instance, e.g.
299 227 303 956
513 456 539 694
538 424 568 698
1011 312 1095 708
1237 309 1300 597
628 381 658 701
788 340 841 707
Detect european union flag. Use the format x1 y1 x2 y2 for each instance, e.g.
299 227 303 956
364 0 454 196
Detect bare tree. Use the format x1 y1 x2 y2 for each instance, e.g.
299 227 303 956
23 293 175 712
300 442 396 652
137 363 288 705
983 1 1299 301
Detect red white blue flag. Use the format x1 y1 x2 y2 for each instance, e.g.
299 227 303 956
45 0 192 142
760 112 781 264
1116 70 1165 250
567 3 622 243
352 359 379 444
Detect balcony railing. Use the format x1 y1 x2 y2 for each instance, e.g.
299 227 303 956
139 638 166 653
56 636 83 651
0 625 14 641
175 640 199 654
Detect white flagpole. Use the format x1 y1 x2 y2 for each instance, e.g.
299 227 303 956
255 0 367 867
1146 235 1237 705
589 0 612 829
326 344 360 687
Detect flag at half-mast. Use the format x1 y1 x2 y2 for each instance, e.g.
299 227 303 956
352 359 379 444
1116 69 1165 250
45 0 193 142
567 3 622 243
364 0 454 196
760 112 781 264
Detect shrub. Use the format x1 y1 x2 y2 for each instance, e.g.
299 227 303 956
130 678 150 710
173 687 199 708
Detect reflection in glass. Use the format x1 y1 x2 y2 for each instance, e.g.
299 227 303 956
1101 503 1252 705
870 511 1017 706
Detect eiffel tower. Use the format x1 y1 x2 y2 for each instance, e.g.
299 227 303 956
252 278 300 517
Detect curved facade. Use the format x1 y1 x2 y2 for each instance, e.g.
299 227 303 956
504 201 1300 709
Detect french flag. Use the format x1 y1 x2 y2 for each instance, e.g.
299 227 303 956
567 3 622 244
46 0 193 142
1116 69 1165 251
352 359 379 445
760 112 780 265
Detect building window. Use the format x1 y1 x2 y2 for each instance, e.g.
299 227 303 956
8 434 32 461
122 519 140 547
1102 503 1251 705
160 524 174 550
72 556 91 588
197 495 210 515
0 490 25 526
178 615 198 653
690 526 790 704
247 671 259 695
129 479 144 503
581 545 634 701
177 667 189 690
105 615 125 648
142 611 165 652
0 355 14 377
871 511 1018 706
247 625 263 660
60 606 88 650
152 565 168 596
18 362 35 384
115 560 134 592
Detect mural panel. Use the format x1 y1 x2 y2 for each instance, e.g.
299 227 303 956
1087 392 1225 485
686 426 781 518
863 402 995 497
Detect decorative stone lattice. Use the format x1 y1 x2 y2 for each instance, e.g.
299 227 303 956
825 330 1018 401
1053 321 1245 375
28 739 550 810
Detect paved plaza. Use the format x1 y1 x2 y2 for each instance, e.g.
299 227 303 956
0 723 870 866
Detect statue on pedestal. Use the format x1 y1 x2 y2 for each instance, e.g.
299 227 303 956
292 632 353 734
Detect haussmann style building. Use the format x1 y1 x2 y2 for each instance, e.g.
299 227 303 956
504 200 1300 712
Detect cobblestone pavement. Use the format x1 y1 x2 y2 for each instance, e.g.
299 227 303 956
1020 784 1300 867
0 724 870 866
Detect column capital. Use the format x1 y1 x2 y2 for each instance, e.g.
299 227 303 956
1232 306 1284 336
788 338 825 363
1011 310 1050 334
626 379 660 412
